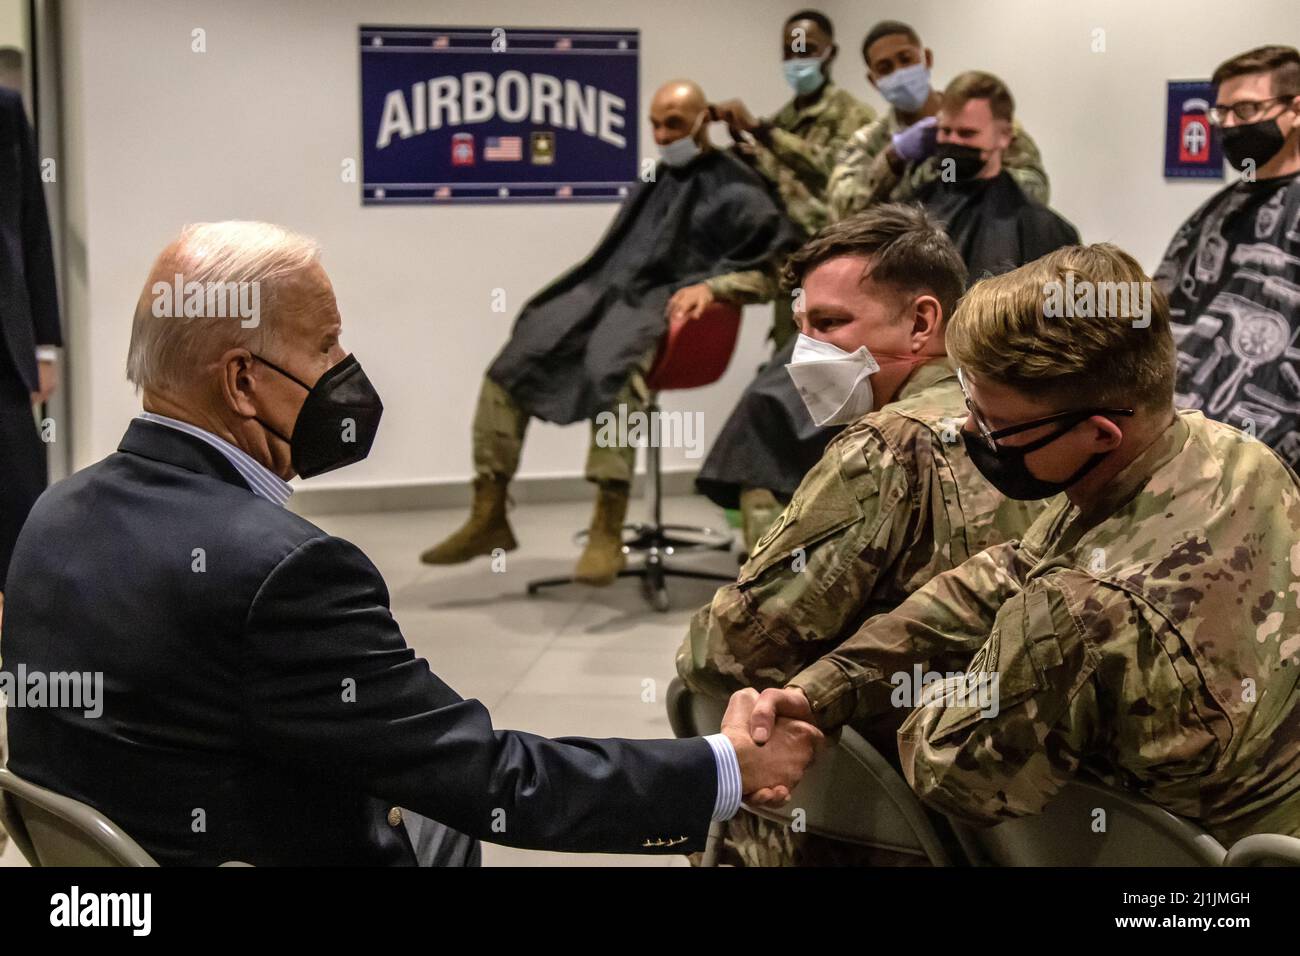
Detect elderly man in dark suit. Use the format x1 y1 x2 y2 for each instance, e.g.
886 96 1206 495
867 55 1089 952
0 85 60 608
2 221 820 866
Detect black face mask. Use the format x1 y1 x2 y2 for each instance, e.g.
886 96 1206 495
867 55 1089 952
962 427 1109 500
935 142 987 182
253 353 384 478
1221 118 1288 172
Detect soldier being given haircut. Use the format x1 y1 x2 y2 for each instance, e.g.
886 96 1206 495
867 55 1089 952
677 205 1052 865
749 244 1300 845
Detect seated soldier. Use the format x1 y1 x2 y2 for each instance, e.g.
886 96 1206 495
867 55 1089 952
419 80 801 583
749 244 1300 846
678 205 1053 866
826 19 1049 221
699 73 1077 550
920 71 1079 281
705 8 877 352
1155 45 1300 465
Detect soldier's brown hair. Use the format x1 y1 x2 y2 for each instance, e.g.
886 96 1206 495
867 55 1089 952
782 203 967 321
947 244 1176 412
1212 45 1300 95
942 71 1014 123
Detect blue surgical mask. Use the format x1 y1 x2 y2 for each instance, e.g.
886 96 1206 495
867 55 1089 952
877 62 931 113
783 57 826 96
659 111 707 167
659 134 702 167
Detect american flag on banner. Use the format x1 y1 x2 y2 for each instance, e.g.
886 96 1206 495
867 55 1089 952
484 136 523 161
554 37 572 49
432 35 449 48
434 186 451 198
556 186 573 198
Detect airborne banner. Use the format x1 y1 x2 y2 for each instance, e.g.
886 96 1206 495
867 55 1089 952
359 25 640 204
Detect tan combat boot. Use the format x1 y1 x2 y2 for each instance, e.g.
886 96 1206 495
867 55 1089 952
573 481 630 586
419 475 517 564
739 487 782 554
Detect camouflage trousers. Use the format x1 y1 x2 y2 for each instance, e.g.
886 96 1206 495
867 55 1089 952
698 811 933 867
474 351 655 486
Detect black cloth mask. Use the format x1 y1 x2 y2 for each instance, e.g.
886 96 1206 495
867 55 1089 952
1221 118 1289 172
253 353 384 478
961 425 1107 500
935 142 987 182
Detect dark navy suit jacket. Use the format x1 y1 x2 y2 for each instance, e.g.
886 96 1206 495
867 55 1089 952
0 87 60 391
4 419 716 865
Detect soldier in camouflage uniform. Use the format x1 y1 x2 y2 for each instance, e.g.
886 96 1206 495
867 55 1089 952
677 205 1052 865
750 244 1300 847
825 20 1049 222
694 9 874 350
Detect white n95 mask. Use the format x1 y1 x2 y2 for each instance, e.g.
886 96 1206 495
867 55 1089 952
786 332 881 426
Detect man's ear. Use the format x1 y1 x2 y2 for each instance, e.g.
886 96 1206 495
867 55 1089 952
910 294 943 346
220 348 260 418
994 120 1013 151
924 48 934 70
1088 414 1125 451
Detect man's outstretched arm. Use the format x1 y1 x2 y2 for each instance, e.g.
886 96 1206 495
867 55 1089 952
243 534 821 854
750 539 1039 738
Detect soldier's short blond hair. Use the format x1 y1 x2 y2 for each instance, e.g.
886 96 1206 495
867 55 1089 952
947 244 1176 412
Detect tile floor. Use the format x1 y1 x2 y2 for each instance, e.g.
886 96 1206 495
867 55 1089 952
1 493 741 867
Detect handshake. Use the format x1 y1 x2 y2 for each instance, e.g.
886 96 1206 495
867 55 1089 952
721 686 822 808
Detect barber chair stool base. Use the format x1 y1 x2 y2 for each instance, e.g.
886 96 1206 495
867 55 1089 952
527 523 735 612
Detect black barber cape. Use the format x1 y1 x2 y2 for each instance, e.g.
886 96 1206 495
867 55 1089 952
1154 171 1300 466
922 170 1080 286
487 149 801 424
696 334 828 508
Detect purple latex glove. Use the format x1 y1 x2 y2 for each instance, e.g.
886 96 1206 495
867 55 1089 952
891 116 938 162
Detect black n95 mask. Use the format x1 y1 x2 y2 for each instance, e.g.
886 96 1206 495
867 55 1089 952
253 353 384 478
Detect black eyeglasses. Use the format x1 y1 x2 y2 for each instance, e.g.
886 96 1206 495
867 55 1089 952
1208 96 1295 126
955 367 1134 453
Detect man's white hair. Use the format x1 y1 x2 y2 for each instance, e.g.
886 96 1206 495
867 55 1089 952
126 221 321 392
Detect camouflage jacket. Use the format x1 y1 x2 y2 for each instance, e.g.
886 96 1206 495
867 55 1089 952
677 359 1049 698
826 111 1050 222
708 84 875 306
749 82 876 234
790 410 1300 843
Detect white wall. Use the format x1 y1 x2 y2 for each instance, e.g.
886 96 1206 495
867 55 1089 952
57 0 1300 492
59 0 801 490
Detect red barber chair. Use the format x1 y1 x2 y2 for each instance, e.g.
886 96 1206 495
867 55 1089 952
527 302 743 611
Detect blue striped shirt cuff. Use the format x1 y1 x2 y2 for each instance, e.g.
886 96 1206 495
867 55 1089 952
704 733 742 821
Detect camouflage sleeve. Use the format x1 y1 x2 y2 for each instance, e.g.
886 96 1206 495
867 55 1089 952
896 577 1097 823
826 120 891 222
1002 122 1050 204
706 267 779 306
897 575 1220 826
676 426 914 698
788 539 1036 730
763 99 875 196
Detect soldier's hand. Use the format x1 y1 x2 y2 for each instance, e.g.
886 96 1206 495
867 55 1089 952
666 283 714 322
711 98 759 133
722 689 824 806
749 686 814 744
